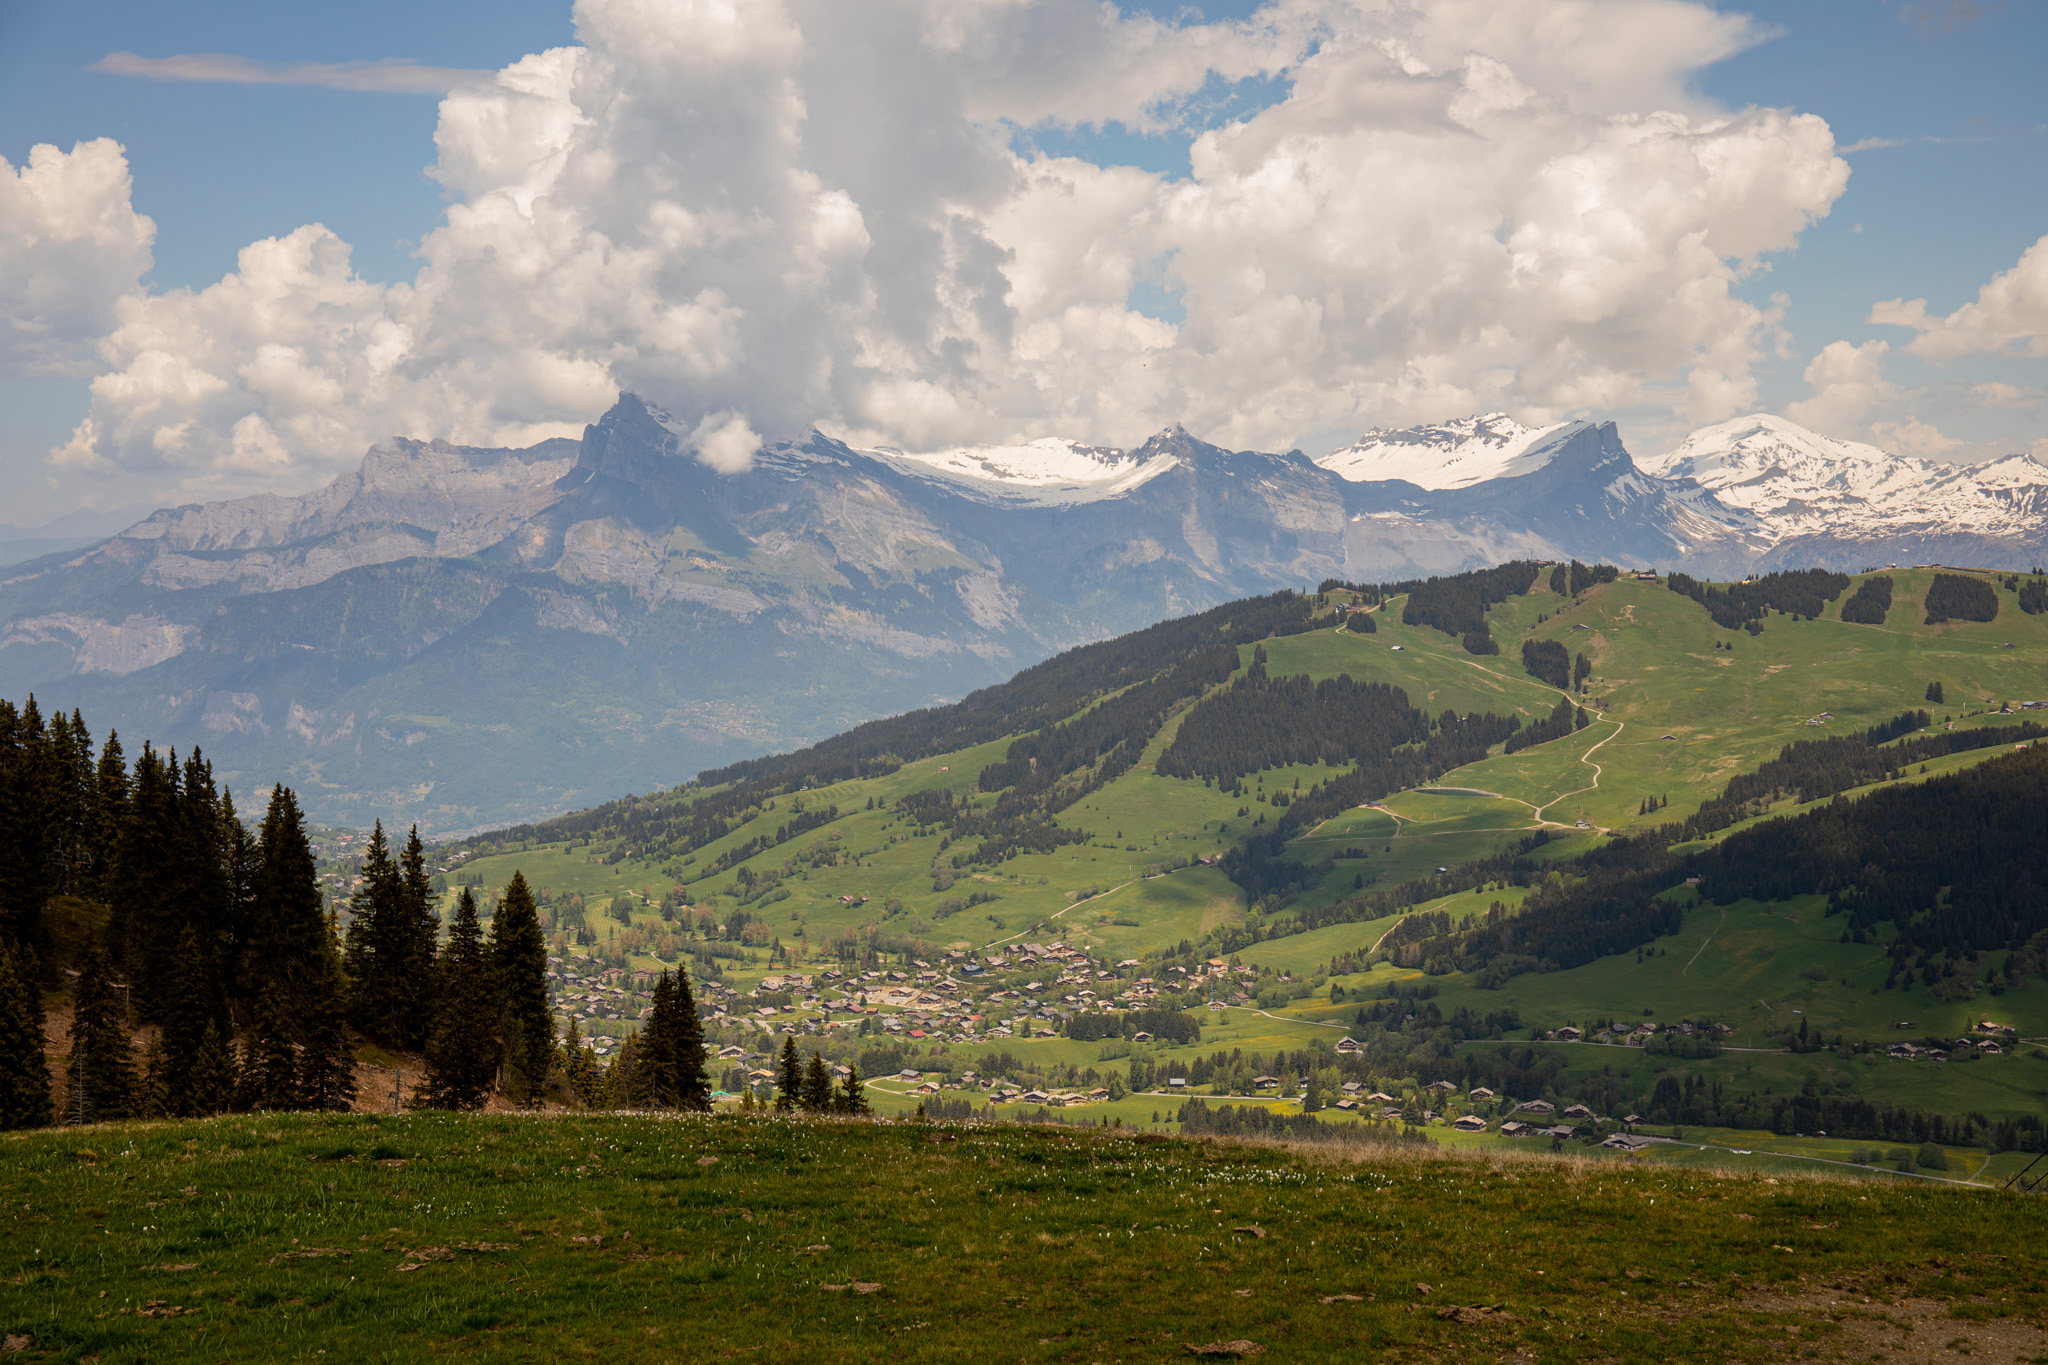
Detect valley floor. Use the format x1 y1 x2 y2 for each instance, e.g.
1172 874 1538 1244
4 1111 2046 1364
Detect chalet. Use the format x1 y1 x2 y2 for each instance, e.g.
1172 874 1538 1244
898 1068 921 1080
1538 1125 1577 1139
1253 1076 1280 1090
717 1045 746 1060
1622 1113 1644 1126
1601 1134 1656 1152
1020 1090 1050 1104
1519 1099 1556 1115
1563 1103 1595 1120
1341 1081 1363 1095
1427 1079 1458 1094
1367 1091 1398 1104
1334 1099 1358 1111
1132 1031 1153 1043
1469 1087 1495 1101
1452 1115 1488 1132
914 1083 940 1095
1500 1121 1531 1137
1555 1025 1583 1041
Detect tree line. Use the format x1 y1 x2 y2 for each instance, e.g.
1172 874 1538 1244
0 696 720 1129
1154 664 1433 784
1923 573 1998 624
1840 575 1892 624
1666 568 1850 632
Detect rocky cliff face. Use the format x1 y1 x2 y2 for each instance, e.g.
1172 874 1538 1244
5 397 2037 830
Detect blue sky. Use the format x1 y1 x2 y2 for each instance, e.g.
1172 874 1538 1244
1 0 2043 523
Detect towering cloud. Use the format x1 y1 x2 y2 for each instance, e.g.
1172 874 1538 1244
37 0 1850 499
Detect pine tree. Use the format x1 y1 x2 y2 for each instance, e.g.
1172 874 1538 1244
671 970 711 1112
243 985 299 1112
490 872 551 1105
634 974 677 1108
158 927 222 1116
137 1033 170 1118
90 729 128 902
252 786 353 1112
393 826 440 1050
839 1062 870 1117
0 944 52 1129
774 1035 801 1112
187 1021 237 1116
66 945 135 1123
800 1053 832 1112
343 821 401 1038
422 888 498 1110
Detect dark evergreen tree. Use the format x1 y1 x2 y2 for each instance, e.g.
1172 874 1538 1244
774 1035 801 1111
0 944 52 1129
838 1062 870 1116
490 872 551 1104
250 786 353 1111
187 1021 238 1116
66 945 135 1123
633 974 678 1108
90 729 128 902
423 888 498 1110
158 926 224 1116
106 742 177 981
242 985 299 1112
800 1053 832 1112
137 1034 169 1118
392 826 440 1050
671 970 710 1112
343 822 405 1040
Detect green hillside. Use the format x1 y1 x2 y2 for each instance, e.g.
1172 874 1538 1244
423 563 2048 1172
7 1110 2046 1364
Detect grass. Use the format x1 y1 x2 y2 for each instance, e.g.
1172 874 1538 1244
5 1112 2046 1364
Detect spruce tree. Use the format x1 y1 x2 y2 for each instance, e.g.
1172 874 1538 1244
158 927 222 1116
66 945 135 1123
243 985 299 1112
343 821 401 1038
187 1021 237 1116
250 788 353 1111
422 888 498 1110
800 1053 832 1112
774 1035 801 1112
634 974 677 1108
0 944 52 1129
671 970 711 1112
490 872 551 1104
393 826 440 1050
90 729 129 902
137 1034 170 1118
839 1062 870 1117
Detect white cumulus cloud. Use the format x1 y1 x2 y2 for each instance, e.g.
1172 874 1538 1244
35 0 1853 499
1871 230 2048 361
0 139 156 379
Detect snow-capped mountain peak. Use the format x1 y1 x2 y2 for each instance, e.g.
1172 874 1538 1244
1643 413 2048 553
864 436 1180 504
1316 413 1577 489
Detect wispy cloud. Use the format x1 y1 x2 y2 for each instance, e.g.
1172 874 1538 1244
1840 136 1904 153
91 51 484 94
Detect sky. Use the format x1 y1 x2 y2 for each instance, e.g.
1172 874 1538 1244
0 0 2043 527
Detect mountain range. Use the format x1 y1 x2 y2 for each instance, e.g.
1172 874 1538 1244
2 396 2042 830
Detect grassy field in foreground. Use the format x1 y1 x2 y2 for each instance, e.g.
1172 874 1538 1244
4 1113 2047 1364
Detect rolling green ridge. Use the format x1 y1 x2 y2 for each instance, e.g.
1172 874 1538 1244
406 563 2048 1174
